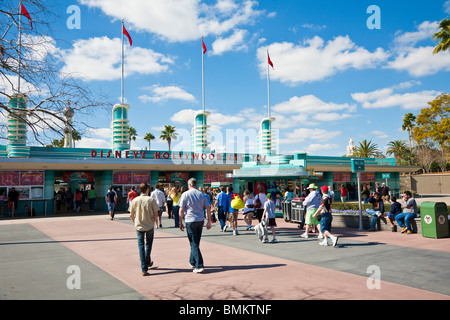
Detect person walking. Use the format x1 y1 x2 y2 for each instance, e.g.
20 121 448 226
105 186 117 220
88 187 97 212
301 184 322 239
151 184 166 228
262 193 277 243
214 186 229 232
178 178 212 274
169 187 182 228
242 190 254 231
129 182 160 276
254 186 268 223
340 184 347 203
313 186 338 247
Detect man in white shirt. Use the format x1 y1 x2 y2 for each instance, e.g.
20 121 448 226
151 184 166 228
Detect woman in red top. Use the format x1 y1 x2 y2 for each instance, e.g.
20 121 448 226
74 189 83 212
340 184 347 203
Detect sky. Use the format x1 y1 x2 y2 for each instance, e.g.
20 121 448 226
5 0 450 156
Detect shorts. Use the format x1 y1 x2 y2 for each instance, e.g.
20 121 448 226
266 218 277 227
229 211 238 223
107 202 115 212
305 208 320 225
320 213 333 232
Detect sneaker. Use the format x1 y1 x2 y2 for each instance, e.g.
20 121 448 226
300 233 309 238
223 225 228 232
148 261 153 268
271 238 278 243
391 225 397 232
232 230 237 236
263 237 268 243
193 268 204 273
246 225 252 231
317 233 324 239
319 240 328 246
401 227 407 234
189 264 195 269
331 236 339 247
406 230 413 234
142 271 150 276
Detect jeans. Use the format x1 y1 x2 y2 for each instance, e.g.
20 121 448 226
395 212 415 231
186 221 204 269
173 205 180 227
136 228 154 272
89 198 96 211
217 206 227 230
366 209 381 230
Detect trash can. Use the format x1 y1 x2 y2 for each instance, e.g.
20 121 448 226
420 202 449 239
282 201 291 222
291 198 305 229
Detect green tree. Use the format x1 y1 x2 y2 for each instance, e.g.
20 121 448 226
128 126 137 146
414 93 450 152
433 18 450 54
354 139 382 158
144 132 155 150
402 112 416 148
160 125 177 151
386 140 409 164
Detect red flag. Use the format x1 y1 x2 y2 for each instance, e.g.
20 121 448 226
268 53 274 69
202 38 207 54
123 25 132 46
20 3 33 30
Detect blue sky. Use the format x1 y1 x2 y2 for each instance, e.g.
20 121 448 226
9 0 450 156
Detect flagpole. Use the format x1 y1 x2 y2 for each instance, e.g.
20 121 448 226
17 0 23 93
267 49 270 118
202 36 205 112
121 19 124 105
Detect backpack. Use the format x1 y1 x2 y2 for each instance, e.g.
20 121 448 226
254 194 262 209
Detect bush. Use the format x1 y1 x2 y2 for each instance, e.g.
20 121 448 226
331 202 450 215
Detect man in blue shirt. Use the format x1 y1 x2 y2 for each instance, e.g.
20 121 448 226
179 178 211 273
387 196 402 232
214 186 229 232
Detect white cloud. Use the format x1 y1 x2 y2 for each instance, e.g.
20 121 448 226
279 128 341 145
170 108 244 128
139 85 196 103
211 29 248 55
387 21 450 76
60 36 174 81
352 83 440 110
444 0 450 14
271 94 356 128
79 0 263 43
257 36 389 85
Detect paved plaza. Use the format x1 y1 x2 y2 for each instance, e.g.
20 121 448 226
1 211 449 303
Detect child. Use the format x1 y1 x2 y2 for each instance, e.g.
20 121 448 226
262 193 277 243
313 186 338 247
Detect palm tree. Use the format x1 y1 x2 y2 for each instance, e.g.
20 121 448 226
433 18 450 54
72 129 81 148
354 139 381 158
128 126 137 146
386 140 408 164
160 125 177 151
402 113 416 148
144 132 155 150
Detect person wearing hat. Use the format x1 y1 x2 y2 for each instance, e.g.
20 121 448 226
313 186 338 247
301 183 322 239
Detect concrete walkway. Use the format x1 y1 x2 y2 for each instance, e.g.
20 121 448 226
1 213 449 301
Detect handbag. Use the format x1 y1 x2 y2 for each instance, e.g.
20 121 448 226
254 195 262 209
